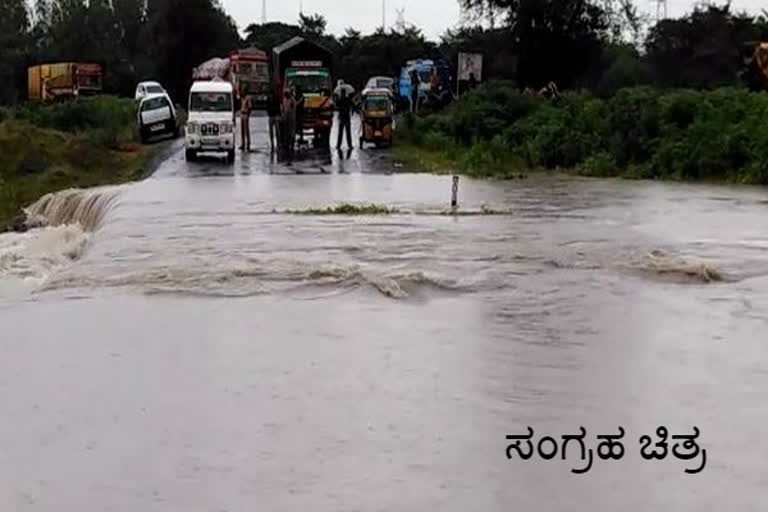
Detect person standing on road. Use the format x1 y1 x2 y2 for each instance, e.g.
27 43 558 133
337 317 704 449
294 85 306 146
336 88 353 150
239 88 252 152
409 69 420 113
267 90 280 151
281 89 296 158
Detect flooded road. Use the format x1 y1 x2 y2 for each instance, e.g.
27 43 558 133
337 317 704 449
1 115 767 510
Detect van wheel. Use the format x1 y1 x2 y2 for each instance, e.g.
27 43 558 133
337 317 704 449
185 149 196 162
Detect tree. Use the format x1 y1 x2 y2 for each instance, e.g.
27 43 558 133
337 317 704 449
458 0 610 88
244 21 302 51
0 0 30 103
141 0 240 101
645 4 765 89
298 13 327 37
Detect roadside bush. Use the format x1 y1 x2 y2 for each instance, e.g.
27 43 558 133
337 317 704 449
579 152 619 177
397 83 768 183
7 95 136 146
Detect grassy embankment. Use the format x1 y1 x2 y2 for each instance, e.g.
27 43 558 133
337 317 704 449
0 96 178 230
394 84 768 184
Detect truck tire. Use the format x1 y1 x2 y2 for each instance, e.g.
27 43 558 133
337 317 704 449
185 149 196 162
227 149 236 165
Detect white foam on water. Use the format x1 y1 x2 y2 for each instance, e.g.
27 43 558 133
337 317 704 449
0 225 90 296
0 186 121 297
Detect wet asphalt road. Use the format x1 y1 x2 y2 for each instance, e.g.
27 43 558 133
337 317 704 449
1 115 768 511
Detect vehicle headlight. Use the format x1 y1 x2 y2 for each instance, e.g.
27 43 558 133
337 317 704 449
220 121 234 134
186 121 199 134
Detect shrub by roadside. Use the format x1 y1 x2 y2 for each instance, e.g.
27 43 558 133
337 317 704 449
394 84 768 185
0 95 162 230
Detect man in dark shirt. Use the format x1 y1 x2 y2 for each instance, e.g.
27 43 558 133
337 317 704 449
409 69 420 113
336 88 353 150
468 72 478 91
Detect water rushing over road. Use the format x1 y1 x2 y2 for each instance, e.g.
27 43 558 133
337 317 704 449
1 117 768 510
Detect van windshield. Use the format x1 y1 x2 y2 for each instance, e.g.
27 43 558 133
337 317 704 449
190 92 232 112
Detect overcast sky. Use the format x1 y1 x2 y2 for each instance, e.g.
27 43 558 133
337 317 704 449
220 0 766 40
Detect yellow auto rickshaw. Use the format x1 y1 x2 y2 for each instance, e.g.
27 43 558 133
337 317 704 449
359 88 394 148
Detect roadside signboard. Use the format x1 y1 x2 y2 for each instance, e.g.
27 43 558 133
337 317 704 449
458 52 483 81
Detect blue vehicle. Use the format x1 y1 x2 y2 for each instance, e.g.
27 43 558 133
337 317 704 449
398 58 453 111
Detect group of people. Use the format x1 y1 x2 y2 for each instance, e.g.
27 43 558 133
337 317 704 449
235 81 357 156
408 68 450 113
236 84 306 155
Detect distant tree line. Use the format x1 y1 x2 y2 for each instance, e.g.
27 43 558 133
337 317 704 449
2 0 768 105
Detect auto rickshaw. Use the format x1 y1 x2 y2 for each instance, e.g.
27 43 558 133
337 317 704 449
359 88 394 148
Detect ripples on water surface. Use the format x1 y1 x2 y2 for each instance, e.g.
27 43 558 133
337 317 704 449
1 121 768 511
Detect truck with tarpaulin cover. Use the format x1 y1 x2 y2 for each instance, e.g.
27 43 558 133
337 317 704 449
28 62 103 102
272 36 334 145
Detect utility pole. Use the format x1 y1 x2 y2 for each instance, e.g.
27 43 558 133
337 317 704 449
382 0 386 31
261 0 267 24
653 0 667 22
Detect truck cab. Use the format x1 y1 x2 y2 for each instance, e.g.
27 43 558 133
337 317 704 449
184 81 236 164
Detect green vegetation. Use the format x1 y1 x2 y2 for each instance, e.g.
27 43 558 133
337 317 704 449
285 203 397 215
395 84 768 184
0 96 164 229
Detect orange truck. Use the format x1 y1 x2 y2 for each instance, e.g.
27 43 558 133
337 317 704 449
28 62 103 102
229 48 271 108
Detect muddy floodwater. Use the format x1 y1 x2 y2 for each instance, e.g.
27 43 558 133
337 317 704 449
1 116 767 511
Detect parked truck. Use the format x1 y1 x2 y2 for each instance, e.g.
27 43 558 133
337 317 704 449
229 48 271 108
272 36 334 146
28 62 103 102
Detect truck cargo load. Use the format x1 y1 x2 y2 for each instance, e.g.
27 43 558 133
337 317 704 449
192 58 231 82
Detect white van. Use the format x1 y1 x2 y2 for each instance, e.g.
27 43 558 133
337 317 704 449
185 81 236 164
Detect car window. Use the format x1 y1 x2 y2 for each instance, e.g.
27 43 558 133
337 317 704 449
147 85 164 94
141 96 170 112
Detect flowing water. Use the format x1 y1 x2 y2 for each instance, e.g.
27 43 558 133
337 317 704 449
1 116 767 511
